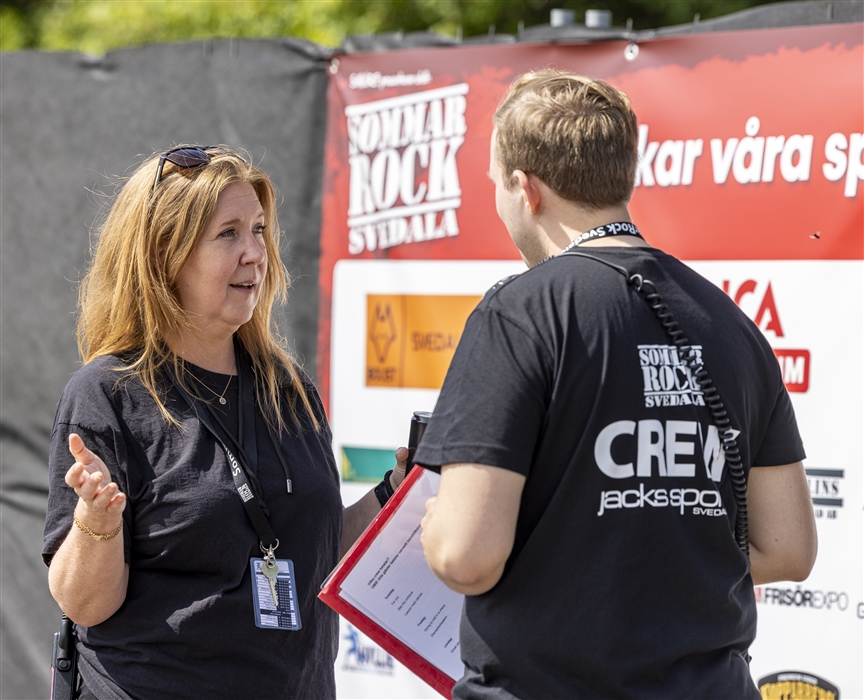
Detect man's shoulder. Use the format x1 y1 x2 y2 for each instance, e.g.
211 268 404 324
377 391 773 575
483 273 523 300
481 250 629 302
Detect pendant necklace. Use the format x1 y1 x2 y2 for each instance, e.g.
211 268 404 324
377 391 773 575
214 377 231 405
194 372 233 405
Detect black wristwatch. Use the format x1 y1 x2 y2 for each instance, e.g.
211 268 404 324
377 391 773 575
374 469 395 507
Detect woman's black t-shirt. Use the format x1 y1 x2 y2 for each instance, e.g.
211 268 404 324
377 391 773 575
43 355 343 700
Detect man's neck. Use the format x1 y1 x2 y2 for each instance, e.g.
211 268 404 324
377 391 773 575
545 203 647 253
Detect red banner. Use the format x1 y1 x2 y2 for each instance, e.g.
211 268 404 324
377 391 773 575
321 25 864 699
319 25 863 404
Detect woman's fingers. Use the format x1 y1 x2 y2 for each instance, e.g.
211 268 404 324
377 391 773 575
68 433 111 481
64 462 86 489
66 465 104 502
68 433 94 468
65 462 99 492
105 491 127 514
93 481 126 510
64 434 126 515
91 479 119 506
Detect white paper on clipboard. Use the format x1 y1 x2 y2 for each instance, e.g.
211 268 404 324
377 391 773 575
337 469 465 681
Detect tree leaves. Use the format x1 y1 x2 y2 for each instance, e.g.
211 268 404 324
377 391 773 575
0 0 778 55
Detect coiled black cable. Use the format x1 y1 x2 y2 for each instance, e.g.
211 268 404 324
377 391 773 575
560 252 750 555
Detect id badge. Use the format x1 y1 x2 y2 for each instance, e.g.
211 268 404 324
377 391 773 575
250 558 302 631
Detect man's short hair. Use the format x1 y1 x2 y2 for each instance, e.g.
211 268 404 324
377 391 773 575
494 70 639 208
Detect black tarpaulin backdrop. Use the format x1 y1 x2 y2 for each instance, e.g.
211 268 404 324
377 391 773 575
0 38 330 699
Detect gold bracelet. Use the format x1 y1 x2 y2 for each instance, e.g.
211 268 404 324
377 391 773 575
73 511 123 541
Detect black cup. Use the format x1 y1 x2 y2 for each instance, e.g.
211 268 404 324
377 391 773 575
406 411 432 472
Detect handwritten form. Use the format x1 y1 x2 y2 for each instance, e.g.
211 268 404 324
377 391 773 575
338 469 465 681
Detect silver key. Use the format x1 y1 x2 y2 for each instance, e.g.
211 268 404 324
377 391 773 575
262 559 279 608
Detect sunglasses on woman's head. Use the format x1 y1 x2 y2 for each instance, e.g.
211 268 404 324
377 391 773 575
151 146 214 192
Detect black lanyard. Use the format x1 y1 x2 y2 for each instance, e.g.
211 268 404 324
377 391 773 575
169 340 285 551
566 221 643 250
537 222 644 268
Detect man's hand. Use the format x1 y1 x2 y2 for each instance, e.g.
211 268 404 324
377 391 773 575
420 463 525 596
389 446 410 490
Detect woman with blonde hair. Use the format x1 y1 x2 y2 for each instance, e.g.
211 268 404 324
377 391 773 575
43 146 407 699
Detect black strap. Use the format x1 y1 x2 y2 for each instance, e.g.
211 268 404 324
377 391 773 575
238 354 257 473
568 221 643 248
168 344 278 551
202 346 259 476
201 350 294 494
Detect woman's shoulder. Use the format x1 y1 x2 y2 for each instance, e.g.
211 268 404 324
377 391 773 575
65 354 136 391
57 354 145 419
272 359 328 427
271 355 316 393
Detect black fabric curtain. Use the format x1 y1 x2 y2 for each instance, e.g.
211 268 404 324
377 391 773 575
0 38 330 699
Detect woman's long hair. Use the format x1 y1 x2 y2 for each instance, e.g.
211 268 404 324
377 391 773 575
77 145 319 431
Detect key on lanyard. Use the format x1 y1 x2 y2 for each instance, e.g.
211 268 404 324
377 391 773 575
261 543 280 607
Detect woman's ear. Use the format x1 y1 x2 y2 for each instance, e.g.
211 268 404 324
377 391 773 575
155 242 167 271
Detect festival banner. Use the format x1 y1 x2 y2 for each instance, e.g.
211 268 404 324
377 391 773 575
321 24 863 699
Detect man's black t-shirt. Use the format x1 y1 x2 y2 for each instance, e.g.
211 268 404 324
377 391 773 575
415 247 805 699
43 356 343 700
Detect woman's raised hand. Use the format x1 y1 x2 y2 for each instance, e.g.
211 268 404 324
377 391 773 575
51 433 129 626
66 433 126 528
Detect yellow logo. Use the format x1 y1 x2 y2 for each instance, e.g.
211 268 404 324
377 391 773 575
369 302 397 363
759 672 839 700
366 294 480 388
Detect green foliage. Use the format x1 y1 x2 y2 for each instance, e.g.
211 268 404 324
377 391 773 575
0 0 782 55
0 0 43 51
0 6 28 51
15 1 351 54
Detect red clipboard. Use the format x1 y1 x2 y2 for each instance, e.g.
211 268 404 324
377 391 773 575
319 467 458 698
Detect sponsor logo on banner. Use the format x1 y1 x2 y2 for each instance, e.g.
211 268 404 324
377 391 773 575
806 468 844 520
341 623 394 674
773 349 810 393
341 446 396 483
722 279 784 336
345 84 469 254
758 671 839 700
349 70 433 90
366 294 480 389
721 279 810 393
754 585 849 612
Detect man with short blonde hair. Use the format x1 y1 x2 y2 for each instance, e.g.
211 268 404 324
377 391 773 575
416 71 816 698
494 70 639 207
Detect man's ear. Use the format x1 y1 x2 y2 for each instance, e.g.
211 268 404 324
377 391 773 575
512 170 541 214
